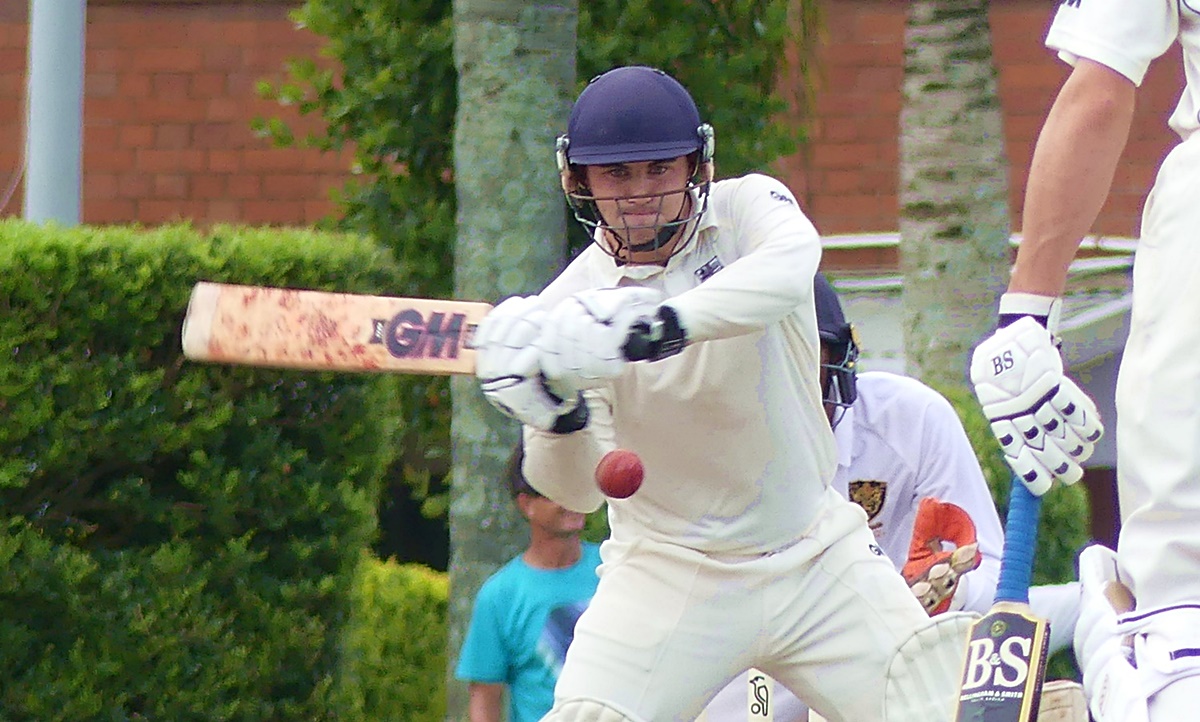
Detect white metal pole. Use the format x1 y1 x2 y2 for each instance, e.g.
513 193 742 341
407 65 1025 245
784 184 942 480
23 0 86 225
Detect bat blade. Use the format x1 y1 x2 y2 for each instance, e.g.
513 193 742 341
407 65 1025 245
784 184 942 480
954 480 1049 722
182 282 491 375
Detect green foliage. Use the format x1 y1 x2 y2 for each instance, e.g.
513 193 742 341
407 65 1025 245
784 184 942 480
0 219 406 719
257 0 814 522
335 557 448 721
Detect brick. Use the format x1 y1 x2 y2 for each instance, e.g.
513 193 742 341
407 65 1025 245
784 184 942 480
119 125 157 150
242 199 305 224
191 175 227 200
227 175 263 199
136 149 207 174
153 174 189 199
154 125 192 150
152 73 192 100
84 199 137 224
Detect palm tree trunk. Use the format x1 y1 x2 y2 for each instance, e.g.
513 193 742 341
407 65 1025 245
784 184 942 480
899 0 1009 388
449 2 578 719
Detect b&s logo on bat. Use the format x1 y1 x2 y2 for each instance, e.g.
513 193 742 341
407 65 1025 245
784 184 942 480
957 609 1048 720
370 309 473 360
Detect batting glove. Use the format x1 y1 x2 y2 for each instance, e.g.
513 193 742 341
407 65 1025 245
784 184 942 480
901 497 982 615
970 293 1103 496
473 295 588 433
537 286 686 391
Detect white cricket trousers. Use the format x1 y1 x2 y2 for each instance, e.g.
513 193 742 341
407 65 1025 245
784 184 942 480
1114 133 1200 608
549 488 932 722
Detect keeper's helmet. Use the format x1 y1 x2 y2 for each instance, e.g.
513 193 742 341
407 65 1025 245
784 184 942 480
555 66 714 259
814 272 860 424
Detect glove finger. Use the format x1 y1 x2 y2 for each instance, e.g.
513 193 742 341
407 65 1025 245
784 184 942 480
1053 379 1104 445
1037 403 1093 462
1004 446 1055 496
473 297 541 353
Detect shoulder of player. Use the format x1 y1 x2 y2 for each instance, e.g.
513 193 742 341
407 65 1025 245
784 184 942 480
709 172 801 208
854 371 958 424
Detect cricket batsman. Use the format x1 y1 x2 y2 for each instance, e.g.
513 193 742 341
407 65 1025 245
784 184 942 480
470 65 974 722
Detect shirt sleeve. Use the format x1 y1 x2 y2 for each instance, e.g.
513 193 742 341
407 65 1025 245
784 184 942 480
454 581 510 684
667 174 822 342
1045 0 1177 86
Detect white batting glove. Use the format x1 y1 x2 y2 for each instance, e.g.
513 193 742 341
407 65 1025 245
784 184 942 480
537 287 678 391
473 296 588 433
970 295 1103 496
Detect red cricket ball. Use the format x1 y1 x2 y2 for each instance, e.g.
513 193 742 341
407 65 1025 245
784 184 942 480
594 448 644 499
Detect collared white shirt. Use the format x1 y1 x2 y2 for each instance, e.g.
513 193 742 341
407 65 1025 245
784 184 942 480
524 173 839 556
830 371 1004 612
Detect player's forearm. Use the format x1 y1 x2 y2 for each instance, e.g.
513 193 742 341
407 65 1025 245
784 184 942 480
1013 59 1136 296
523 394 612 513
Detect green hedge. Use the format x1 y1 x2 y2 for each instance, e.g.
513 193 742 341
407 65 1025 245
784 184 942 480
336 558 448 721
0 220 409 720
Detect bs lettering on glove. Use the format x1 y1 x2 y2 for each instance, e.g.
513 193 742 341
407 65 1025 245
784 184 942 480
472 295 588 434
902 497 983 616
970 293 1104 496
537 286 686 392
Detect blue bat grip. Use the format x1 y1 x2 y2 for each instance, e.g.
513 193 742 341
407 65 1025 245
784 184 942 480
995 477 1043 604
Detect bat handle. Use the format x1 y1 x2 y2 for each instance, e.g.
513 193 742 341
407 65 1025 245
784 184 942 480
995 477 1043 604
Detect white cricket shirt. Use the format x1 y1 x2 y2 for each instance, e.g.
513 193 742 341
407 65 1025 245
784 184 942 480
1046 0 1200 140
830 372 1004 613
524 173 838 556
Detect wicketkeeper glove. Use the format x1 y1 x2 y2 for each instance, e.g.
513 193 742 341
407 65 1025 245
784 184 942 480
901 497 982 616
473 295 589 434
537 286 686 392
970 293 1104 496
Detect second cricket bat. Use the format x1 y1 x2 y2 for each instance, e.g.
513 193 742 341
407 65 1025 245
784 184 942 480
954 478 1050 721
182 281 491 374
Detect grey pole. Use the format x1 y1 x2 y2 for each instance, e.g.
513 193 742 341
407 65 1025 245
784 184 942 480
23 0 87 226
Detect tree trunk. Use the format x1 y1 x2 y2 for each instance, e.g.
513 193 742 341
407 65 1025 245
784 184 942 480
899 0 1009 389
448 2 578 719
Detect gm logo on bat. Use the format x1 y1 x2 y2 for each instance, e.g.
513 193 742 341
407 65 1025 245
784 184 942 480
369 309 476 359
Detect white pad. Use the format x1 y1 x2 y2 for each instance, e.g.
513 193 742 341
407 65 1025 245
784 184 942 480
1074 545 1149 722
542 697 646 722
882 611 976 722
1119 604 1200 697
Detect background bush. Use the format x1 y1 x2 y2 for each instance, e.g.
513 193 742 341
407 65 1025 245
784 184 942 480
0 219 406 720
335 558 448 721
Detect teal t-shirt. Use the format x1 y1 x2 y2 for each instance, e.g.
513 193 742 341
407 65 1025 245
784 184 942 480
455 542 602 722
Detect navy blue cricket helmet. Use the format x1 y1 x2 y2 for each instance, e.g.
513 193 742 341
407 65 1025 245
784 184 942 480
814 272 860 416
555 66 714 259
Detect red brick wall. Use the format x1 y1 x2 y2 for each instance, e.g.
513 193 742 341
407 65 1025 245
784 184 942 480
780 0 1182 238
0 1 351 226
0 1 1184 235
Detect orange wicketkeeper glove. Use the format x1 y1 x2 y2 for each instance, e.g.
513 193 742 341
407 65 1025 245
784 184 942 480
901 497 983 615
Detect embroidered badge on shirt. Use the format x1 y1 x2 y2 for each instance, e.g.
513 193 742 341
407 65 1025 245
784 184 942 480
848 479 888 521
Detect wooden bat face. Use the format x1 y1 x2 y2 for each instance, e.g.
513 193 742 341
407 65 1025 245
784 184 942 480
955 602 1050 721
182 282 492 375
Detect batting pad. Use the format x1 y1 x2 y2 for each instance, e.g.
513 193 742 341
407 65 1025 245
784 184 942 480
542 697 647 722
882 611 976 722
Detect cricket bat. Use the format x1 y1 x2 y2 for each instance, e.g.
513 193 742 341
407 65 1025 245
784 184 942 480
954 478 1050 721
181 281 491 374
